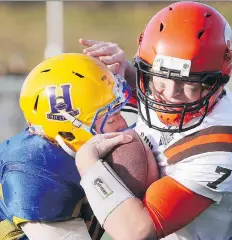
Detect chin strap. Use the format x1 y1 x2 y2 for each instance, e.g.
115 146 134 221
58 109 94 133
54 109 96 158
29 109 92 158
55 135 76 158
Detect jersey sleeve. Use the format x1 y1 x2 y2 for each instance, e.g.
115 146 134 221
167 151 232 203
0 131 86 224
164 125 232 203
143 176 213 239
1 160 85 224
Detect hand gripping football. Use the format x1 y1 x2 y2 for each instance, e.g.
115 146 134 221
104 129 159 199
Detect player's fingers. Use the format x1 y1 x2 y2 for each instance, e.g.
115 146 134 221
98 51 125 65
97 133 133 158
89 132 122 144
82 42 107 55
105 63 120 74
101 132 123 139
79 38 102 47
96 131 133 142
111 134 133 144
84 43 118 57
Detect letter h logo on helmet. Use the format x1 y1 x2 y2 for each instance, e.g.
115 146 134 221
46 84 80 121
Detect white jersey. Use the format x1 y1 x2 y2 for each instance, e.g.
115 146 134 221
135 89 232 240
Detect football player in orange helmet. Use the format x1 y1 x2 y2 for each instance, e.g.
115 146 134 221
0 53 136 240
78 2 232 240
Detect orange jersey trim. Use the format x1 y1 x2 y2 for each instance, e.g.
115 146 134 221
143 176 213 239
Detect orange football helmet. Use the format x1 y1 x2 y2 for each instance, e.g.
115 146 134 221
134 1 232 132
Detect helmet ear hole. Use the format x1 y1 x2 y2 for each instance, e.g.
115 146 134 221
34 95 39 112
58 132 75 141
204 12 211 18
198 30 205 39
160 23 164 32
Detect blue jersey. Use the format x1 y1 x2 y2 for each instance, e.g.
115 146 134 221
0 129 104 240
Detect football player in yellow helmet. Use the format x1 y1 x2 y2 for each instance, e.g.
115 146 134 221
0 53 135 240
20 52 134 157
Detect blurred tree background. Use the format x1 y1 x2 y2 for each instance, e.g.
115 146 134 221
0 1 231 75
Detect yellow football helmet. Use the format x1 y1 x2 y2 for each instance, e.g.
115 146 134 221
20 53 132 156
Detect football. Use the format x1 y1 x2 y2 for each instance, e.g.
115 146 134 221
104 129 159 199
